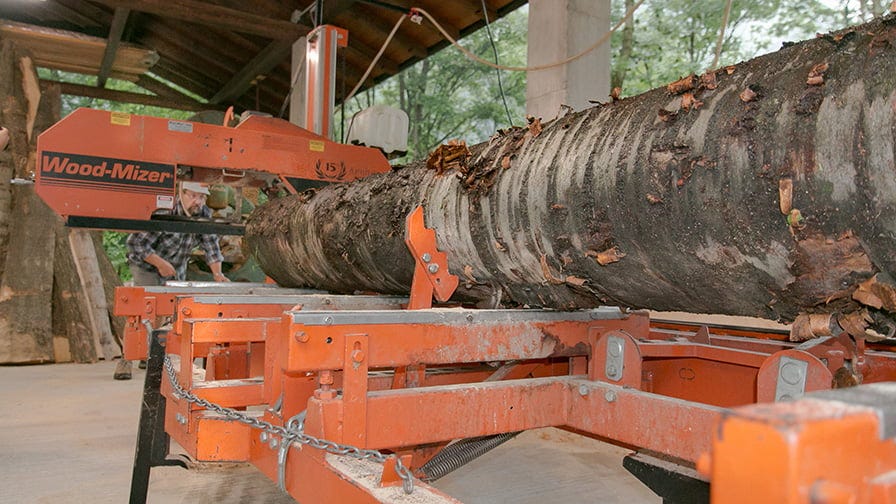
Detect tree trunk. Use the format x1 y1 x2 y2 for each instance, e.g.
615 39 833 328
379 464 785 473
611 0 635 91
247 16 896 325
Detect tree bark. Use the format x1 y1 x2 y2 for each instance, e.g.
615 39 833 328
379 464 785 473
0 186 57 363
52 224 98 363
247 16 896 325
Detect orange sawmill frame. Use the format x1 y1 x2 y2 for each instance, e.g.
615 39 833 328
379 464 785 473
117 208 896 503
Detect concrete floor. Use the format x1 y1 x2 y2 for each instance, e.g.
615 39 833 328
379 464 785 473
0 362 659 504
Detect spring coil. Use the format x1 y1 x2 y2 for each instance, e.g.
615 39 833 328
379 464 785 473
418 432 520 482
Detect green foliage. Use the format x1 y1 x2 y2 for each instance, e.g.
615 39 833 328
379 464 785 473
334 1 888 161
102 231 132 283
610 0 888 96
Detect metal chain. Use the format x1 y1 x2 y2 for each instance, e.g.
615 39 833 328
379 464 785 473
163 355 415 494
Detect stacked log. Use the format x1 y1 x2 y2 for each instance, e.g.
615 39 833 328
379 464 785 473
247 15 896 339
0 39 122 363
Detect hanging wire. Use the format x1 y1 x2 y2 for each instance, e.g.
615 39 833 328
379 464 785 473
344 14 407 102
340 48 347 142
480 0 514 127
711 0 735 69
413 1 645 72
278 49 306 119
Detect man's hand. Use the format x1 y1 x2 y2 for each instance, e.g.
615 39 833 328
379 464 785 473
155 260 177 278
209 262 230 282
144 253 176 278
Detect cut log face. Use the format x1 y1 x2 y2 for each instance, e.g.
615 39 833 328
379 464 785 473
247 15 896 326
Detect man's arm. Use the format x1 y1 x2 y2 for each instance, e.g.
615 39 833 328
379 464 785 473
208 261 228 282
127 232 176 277
199 233 229 282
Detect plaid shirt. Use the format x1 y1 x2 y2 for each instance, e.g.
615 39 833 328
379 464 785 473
126 200 224 280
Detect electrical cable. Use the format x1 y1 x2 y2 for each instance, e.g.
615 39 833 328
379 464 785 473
711 0 735 69
480 0 514 127
277 49 306 119
344 14 407 103
413 1 645 73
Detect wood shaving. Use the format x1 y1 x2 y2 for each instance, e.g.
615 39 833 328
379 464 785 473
426 140 471 175
526 115 543 137
807 62 829 85
700 71 718 90
539 254 565 284
739 87 758 102
779 178 793 214
610 87 622 101
667 74 696 95
680 92 703 111
586 246 625 266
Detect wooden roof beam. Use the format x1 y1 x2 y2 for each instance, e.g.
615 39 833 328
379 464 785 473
345 32 401 74
135 74 197 100
90 0 310 40
353 5 427 59
43 79 214 112
97 7 130 88
150 63 218 100
460 0 498 22
208 0 361 106
210 39 292 104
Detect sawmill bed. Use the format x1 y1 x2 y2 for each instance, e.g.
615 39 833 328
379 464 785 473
0 361 658 503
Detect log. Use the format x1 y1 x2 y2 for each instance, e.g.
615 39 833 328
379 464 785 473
68 229 120 361
247 16 896 329
52 224 98 363
91 231 126 350
0 185 57 363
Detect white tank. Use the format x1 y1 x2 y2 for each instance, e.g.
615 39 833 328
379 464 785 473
346 105 408 156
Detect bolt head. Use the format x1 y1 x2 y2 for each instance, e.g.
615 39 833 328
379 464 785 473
578 384 589 396
315 389 338 400
294 331 309 343
421 253 432 263
604 390 617 403
352 349 365 363
608 340 623 357
607 365 618 377
428 263 439 274
260 432 269 442
269 437 279 449
181 307 192 316
780 362 804 385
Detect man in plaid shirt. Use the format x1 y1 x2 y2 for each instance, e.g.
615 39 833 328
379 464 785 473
115 182 228 379
126 182 228 284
